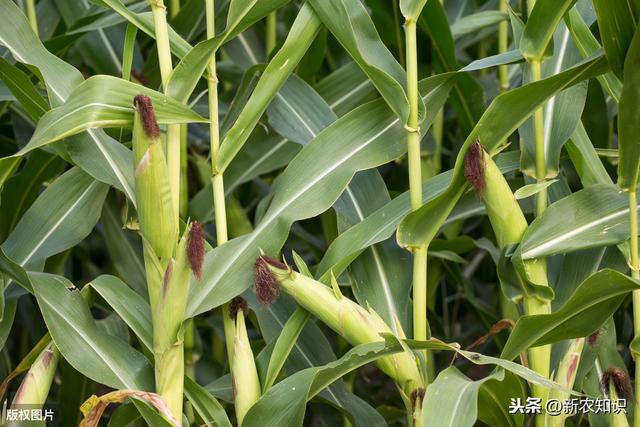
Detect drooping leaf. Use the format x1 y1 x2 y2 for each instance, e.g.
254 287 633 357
307 0 416 123
86 275 153 352
397 55 607 249
519 184 638 260
30 272 155 391
18 75 205 155
1 167 108 269
501 269 640 360
422 367 504 427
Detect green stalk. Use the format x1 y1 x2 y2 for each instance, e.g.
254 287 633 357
498 0 509 93
629 188 640 427
405 20 428 394
11 343 59 407
25 0 38 37
149 0 181 220
531 60 547 216
546 338 584 427
205 0 233 365
204 3 258 415
266 11 277 55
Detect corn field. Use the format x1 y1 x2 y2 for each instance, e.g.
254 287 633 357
0 0 638 425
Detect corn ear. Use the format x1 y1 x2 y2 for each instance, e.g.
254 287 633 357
11 343 59 407
465 142 551 399
546 338 584 427
132 95 177 263
152 223 195 420
231 303 261 426
256 257 423 398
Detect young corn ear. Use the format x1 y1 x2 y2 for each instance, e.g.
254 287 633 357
153 222 201 422
464 141 551 401
230 297 261 425
602 368 632 427
132 95 177 264
11 343 59 407
254 256 424 399
546 338 584 427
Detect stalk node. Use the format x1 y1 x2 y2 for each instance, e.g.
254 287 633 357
404 124 421 134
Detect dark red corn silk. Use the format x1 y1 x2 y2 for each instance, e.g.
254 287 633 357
464 140 486 197
131 70 148 87
229 296 249 320
410 388 425 408
602 367 633 399
133 95 161 139
253 256 284 305
161 260 174 298
188 221 205 280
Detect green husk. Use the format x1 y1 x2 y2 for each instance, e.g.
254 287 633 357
260 259 423 399
232 307 261 425
11 342 59 407
465 142 551 401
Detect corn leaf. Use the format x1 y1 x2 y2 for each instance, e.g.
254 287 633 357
187 73 456 316
501 269 640 360
86 275 153 352
592 0 639 78
422 368 504 427
30 272 155 390
397 55 607 249
18 75 205 155
521 0 576 61
317 152 520 282
519 184 639 260
308 0 416 123
617 24 640 191
1 167 108 269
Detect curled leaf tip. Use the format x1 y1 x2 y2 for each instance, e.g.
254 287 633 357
253 256 284 305
229 296 248 320
464 140 486 197
187 221 205 280
602 368 633 399
133 95 160 139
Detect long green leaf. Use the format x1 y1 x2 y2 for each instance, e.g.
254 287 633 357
422 368 503 427
397 55 607 248
215 4 321 172
86 275 153 352
317 152 520 282
617 24 640 191
184 376 232 427
30 272 155 390
187 74 455 316
519 184 638 260
0 56 49 121
592 0 639 78
307 0 416 123
17 75 205 155
521 0 576 60
501 269 639 360
1 167 108 269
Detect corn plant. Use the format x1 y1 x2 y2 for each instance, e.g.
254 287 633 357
1 0 640 426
